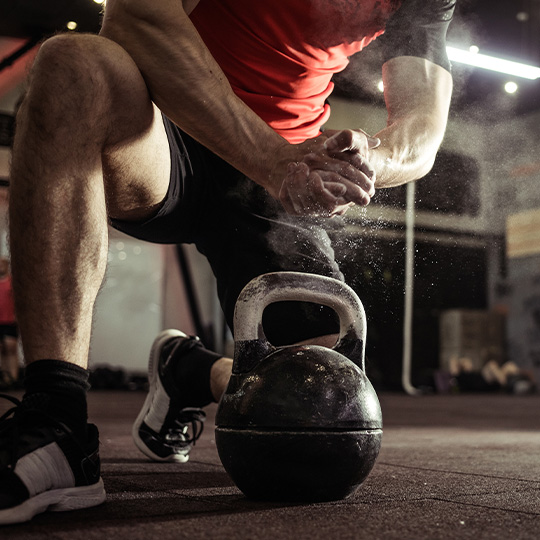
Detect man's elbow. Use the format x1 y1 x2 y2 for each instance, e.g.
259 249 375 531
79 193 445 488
414 154 437 181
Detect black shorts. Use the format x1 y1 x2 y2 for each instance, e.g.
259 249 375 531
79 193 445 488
110 116 343 345
0 324 18 340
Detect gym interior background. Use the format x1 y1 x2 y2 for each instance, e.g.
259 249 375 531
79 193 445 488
1 2 540 539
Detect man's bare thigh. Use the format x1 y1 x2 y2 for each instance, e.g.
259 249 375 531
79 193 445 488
103 103 171 223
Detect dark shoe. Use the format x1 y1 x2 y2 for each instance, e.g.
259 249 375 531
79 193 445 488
0 393 106 525
132 330 205 462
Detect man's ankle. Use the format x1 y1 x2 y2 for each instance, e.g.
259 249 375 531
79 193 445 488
165 339 222 408
23 359 90 440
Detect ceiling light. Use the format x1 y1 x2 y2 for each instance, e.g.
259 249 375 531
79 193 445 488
469 45 479 54
447 46 540 80
377 80 384 93
66 21 78 30
93 0 106 4
504 81 518 94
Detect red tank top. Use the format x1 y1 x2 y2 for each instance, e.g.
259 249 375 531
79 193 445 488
191 0 400 143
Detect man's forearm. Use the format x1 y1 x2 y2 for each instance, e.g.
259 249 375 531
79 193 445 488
370 56 453 188
369 112 447 188
101 0 291 194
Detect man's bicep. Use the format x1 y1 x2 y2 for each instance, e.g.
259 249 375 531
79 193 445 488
379 0 456 73
382 56 452 122
372 57 453 185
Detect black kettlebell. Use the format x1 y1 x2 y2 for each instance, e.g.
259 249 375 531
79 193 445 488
215 271 383 502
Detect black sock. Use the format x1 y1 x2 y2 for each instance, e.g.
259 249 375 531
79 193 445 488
23 360 90 441
164 340 222 408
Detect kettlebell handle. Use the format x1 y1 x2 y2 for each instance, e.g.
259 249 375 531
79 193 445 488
234 272 367 372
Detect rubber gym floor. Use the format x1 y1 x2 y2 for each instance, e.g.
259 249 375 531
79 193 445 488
1 390 539 539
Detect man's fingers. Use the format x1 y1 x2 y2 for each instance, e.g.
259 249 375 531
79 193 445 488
330 202 355 217
316 170 372 206
323 181 347 198
284 163 372 210
308 173 347 209
303 153 375 193
342 153 377 193
276 129 380 215
324 129 380 153
279 164 351 216
309 165 374 202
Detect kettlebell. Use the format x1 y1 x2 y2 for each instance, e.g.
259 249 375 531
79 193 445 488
215 271 383 502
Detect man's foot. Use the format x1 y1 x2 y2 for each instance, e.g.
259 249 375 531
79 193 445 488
0 393 106 525
132 330 206 463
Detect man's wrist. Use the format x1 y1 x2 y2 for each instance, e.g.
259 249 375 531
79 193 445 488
257 139 294 199
368 145 392 187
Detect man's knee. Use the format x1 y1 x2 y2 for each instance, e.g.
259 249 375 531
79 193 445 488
23 33 151 140
28 34 114 104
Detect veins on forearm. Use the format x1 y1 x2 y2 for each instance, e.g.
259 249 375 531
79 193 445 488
371 115 443 188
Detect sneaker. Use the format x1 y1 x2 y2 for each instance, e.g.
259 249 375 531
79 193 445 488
132 330 206 463
0 393 106 525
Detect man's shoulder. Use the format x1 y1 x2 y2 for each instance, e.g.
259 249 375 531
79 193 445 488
391 0 457 24
380 0 456 71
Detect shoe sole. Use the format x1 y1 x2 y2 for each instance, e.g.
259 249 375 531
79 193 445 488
132 329 191 463
0 478 106 525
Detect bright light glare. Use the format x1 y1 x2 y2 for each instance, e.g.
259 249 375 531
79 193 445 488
66 21 78 30
93 0 106 4
505 81 518 94
447 46 540 80
469 45 480 54
377 80 384 93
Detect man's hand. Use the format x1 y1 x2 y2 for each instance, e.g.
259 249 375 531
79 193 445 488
275 129 380 217
276 56 453 217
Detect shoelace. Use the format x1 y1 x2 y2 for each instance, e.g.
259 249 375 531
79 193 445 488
164 407 206 448
160 336 207 447
0 393 91 471
166 335 204 364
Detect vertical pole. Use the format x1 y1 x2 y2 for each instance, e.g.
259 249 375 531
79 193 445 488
176 244 211 348
402 181 420 395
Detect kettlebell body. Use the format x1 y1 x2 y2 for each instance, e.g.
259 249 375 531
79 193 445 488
215 272 383 502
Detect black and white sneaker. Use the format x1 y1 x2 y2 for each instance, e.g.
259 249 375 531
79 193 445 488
0 393 106 525
132 330 206 463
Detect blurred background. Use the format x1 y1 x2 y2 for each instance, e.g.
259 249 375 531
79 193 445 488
0 0 539 394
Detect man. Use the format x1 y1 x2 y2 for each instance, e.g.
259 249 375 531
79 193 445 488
0 0 455 524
